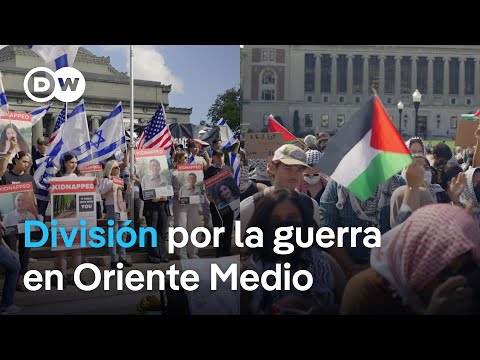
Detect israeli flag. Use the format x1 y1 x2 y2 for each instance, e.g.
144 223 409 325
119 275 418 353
0 72 8 114
28 45 79 71
218 118 237 149
229 152 240 187
78 102 126 167
30 104 51 127
34 100 91 197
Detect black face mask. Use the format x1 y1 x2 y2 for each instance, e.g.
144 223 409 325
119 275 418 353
474 183 480 203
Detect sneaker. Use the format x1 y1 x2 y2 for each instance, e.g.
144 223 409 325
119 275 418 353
28 257 38 263
0 304 22 315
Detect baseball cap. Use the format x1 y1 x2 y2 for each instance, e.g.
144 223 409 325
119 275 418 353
37 136 48 145
272 144 309 167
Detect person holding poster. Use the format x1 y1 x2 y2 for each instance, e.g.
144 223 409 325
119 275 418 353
0 151 36 292
204 150 234 257
0 220 21 315
99 160 132 269
172 152 202 259
50 154 82 286
2 193 36 226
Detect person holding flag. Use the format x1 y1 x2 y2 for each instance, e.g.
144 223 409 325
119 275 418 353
317 96 409 278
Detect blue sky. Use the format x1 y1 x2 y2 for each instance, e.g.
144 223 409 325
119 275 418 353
85 45 240 124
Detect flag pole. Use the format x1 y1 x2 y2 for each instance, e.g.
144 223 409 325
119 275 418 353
0 71 14 137
129 45 135 223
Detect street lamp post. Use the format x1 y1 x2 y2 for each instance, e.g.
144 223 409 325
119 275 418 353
412 89 422 137
397 101 404 137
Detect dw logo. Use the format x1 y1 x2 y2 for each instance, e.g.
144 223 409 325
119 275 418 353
23 66 86 103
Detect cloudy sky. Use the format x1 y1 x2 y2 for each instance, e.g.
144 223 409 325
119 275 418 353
1 45 240 124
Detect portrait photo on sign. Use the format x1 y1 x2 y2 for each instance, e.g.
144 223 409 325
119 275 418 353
205 171 240 215
177 164 204 205
135 148 173 199
0 186 38 234
0 112 33 160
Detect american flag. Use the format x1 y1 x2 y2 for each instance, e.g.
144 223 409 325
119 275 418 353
137 103 174 150
48 104 67 144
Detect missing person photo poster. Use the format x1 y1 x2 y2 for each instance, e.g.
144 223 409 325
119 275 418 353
79 164 103 202
177 164 204 205
113 176 127 221
204 169 240 216
135 148 173 200
0 111 32 162
0 182 39 235
50 177 97 251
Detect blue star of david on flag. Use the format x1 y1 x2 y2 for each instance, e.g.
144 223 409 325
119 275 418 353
90 130 106 149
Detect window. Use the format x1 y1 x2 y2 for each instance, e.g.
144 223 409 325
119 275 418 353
305 114 313 128
449 58 459 95
355 97 360 103
321 114 329 128
269 50 276 62
262 89 275 100
321 55 332 93
337 114 345 127
339 96 344 103
170 117 178 124
307 96 312 102
323 96 328 102
387 97 391 104
401 57 411 94
353 55 363 94
384 56 395 94
262 50 268 61
416 57 428 94
451 98 456 105
465 58 475 95
433 57 443 94
262 70 275 85
304 54 315 92
260 69 277 101
368 56 379 94
337 55 347 93
450 116 457 129
467 98 472 105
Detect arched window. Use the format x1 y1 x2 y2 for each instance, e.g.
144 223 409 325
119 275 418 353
260 69 277 101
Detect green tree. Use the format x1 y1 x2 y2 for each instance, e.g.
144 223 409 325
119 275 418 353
207 87 240 131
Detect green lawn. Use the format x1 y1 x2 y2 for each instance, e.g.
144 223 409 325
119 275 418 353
427 139 455 152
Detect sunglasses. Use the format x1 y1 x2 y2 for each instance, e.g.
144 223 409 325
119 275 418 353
113 166 120 170
304 173 320 177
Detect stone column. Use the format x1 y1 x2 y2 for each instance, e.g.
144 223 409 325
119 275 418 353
379 55 385 98
459 57 466 98
315 54 322 101
427 56 434 101
475 58 480 104
443 57 449 100
411 56 418 91
331 54 338 97
362 55 369 95
32 116 44 146
90 115 101 134
48 113 56 136
395 56 401 98
347 54 353 102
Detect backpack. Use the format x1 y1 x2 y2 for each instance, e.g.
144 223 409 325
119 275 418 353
252 190 314 224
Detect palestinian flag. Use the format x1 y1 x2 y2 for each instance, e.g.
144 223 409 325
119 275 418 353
461 110 480 120
316 96 412 201
268 114 297 143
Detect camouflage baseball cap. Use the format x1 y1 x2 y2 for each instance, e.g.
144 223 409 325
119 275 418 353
272 144 309 167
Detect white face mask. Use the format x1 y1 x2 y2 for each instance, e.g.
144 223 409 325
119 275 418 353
424 171 432 185
304 175 321 185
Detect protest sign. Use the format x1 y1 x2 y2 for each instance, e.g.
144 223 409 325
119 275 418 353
204 170 240 216
135 148 173 200
0 111 33 162
177 164 204 205
113 176 127 221
245 132 284 159
0 182 39 235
